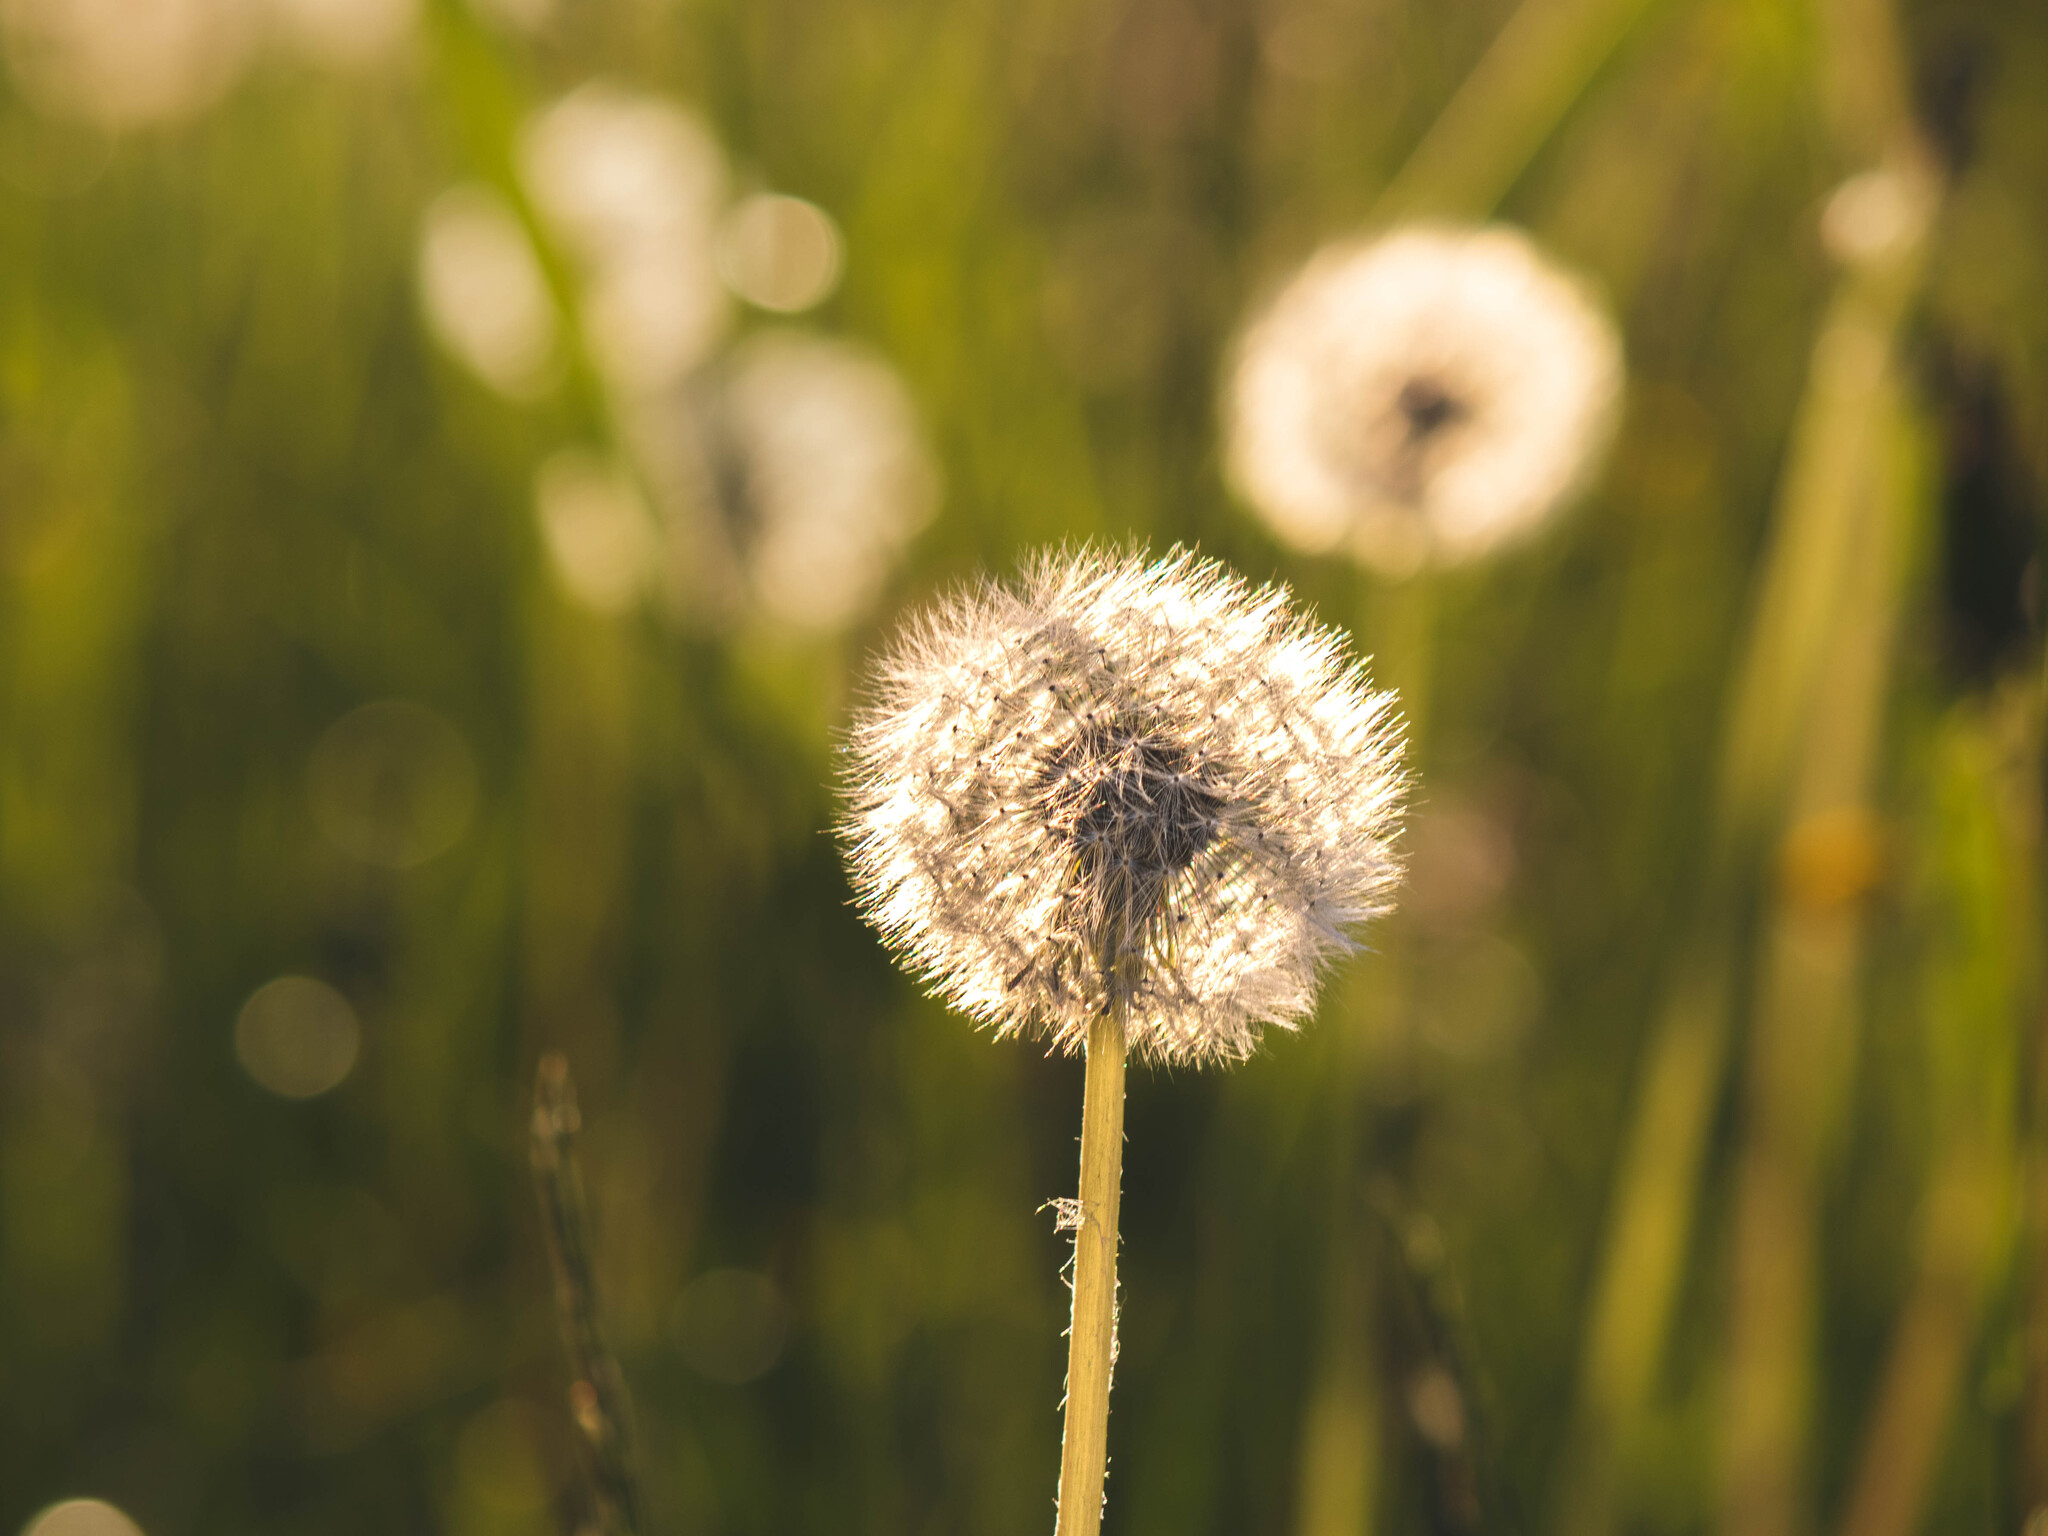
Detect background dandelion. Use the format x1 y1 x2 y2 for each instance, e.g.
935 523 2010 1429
519 84 731 400
661 330 940 633
411 79 927 638
1226 225 1622 576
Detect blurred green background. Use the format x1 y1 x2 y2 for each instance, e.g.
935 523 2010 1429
1 0 2044 1533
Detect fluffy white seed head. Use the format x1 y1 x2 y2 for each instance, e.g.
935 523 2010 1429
1226 225 1623 576
717 331 939 632
842 548 1406 1067
628 329 939 634
518 84 729 396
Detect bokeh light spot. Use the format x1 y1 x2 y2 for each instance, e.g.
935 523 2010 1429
308 700 478 869
1821 167 1927 267
236 976 360 1099
418 185 559 401
20 1500 145 1536
670 1268 788 1384
462 0 551 31
718 194 843 313
1405 1364 1467 1449
270 0 417 68
0 0 253 129
1779 807 1887 914
533 451 660 614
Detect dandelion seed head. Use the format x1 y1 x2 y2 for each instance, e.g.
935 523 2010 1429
1226 225 1622 575
519 84 729 395
842 547 1406 1066
722 332 938 632
638 330 938 633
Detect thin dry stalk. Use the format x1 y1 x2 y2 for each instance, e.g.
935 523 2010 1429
532 1052 645 1536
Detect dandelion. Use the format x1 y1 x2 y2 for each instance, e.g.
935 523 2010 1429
1226 224 1622 576
663 330 939 633
519 84 729 397
845 547 1404 1061
841 547 1405 1536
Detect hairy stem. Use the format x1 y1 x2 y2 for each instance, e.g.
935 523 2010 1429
532 1052 645 1536
1055 1007 1129 1536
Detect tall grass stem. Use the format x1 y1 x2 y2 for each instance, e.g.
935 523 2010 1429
1557 98 1939 1536
1371 0 1669 221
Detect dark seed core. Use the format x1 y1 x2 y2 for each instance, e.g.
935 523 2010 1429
1041 726 1223 879
1396 375 1466 442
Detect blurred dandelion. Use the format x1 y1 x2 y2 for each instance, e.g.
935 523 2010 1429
1226 225 1622 576
416 184 560 400
844 547 1405 1063
496 85 918 634
666 330 938 633
519 84 729 396
844 549 1404 1535
520 85 725 269
0 0 254 129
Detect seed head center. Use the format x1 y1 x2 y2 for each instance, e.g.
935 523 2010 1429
1396 375 1466 443
1044 727 1222 894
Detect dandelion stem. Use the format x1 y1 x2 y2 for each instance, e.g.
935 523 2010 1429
1055 1005 1129 1536
531 1052 645 1536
